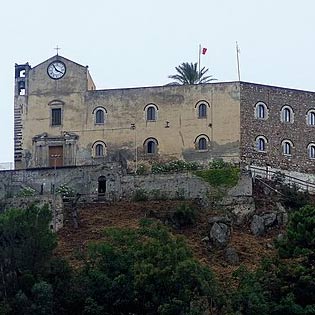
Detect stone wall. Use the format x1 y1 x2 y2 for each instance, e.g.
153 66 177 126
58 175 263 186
0 163 123 200
240 82 315 173
0 195 64 231
0 164 252 203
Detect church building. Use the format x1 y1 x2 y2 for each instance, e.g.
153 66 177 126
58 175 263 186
14 54 315 176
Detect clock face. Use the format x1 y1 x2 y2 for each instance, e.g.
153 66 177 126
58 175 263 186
47 61 66 79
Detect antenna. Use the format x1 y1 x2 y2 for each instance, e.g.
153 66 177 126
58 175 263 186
236 41 241 81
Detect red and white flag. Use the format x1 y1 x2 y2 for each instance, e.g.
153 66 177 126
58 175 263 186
201 47 207 55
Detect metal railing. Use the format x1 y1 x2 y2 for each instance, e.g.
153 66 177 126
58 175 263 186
248 165 315 193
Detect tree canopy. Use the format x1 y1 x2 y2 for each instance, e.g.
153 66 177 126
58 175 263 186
168 62 216 85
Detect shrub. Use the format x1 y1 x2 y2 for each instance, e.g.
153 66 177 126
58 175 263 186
280 183 310 210
195 167 240 187
276 205 315 258
170 204 197 228
151 189 168 200
132 189 148 201
79 221 222 314
18 186 36 197
136 163 150 175
151 160 201 174
208 158 231 169
56 184 75 197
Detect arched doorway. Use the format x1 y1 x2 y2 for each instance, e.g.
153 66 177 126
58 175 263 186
98 176 106 195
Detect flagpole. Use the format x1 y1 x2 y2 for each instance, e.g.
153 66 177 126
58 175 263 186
236 41 241 81
198 44 201 75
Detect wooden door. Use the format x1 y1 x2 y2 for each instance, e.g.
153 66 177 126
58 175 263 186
49 146 63 167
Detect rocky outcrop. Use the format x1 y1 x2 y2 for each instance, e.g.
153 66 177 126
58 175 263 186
250 215 265 236
250 204 288 236
209 222 231 248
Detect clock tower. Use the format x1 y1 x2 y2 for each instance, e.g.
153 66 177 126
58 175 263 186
14 55 96 169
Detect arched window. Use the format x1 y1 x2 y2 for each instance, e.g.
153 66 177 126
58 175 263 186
198 103 207 118
195 134 209 151
198 137 207 150
145 104 158 121
307 110 315 126
281 106 294 123
95 109 105 124
282 140 293 155
308 144 315 159
92 141 106 158
255 102 268 119
255 136 267 152
144 138 158 154
147 107 156 121
92 107 107 125
95 144 104 157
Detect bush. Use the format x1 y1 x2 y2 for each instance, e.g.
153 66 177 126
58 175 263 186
78 221 222 314
56 184 75 197
171 204 197 228
276 205 315 258
152 160 201 174
132 189 148 201
280 184 310 210
136 163 150 175
195 167 240 187
18 186 36 197
208 158 232 169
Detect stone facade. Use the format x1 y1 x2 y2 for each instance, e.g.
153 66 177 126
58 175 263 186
13 55 315 176
240 82 315 174
14 55 240 170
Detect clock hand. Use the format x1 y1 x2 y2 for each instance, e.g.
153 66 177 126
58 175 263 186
53 64 63 73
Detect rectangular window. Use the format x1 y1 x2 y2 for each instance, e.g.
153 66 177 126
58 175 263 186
51 108 62 126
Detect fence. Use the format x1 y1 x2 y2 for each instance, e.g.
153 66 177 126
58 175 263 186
248 165 315 193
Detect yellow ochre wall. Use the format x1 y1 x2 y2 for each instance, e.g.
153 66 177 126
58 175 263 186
15 55 241 169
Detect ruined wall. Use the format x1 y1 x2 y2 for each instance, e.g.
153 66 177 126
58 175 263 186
240 82 315 173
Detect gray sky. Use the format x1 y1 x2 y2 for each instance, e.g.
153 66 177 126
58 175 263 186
1 0 314 163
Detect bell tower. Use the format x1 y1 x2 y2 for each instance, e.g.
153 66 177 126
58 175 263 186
14 62 31 169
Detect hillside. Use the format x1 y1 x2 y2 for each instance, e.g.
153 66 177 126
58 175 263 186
56 199 280 282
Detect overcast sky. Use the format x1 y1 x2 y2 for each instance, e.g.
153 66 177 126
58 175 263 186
1 0 315 163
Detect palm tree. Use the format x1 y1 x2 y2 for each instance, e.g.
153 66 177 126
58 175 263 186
168 62 216 85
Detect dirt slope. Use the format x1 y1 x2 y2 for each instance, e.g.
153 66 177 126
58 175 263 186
56 200 279 281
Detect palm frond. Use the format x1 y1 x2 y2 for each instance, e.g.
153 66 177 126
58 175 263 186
168 62 216 85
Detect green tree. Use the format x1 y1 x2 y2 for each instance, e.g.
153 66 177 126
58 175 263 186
168 62 216 85
0 204 56 302
79 220 221 314
276 205 315 258
229 205 315 314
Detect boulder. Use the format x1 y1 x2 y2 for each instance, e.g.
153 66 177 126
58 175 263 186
230 197 256 225
208 216 231 225
250 215 265 236
209 222 230 248
224 247 240 265
261 213 277 227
